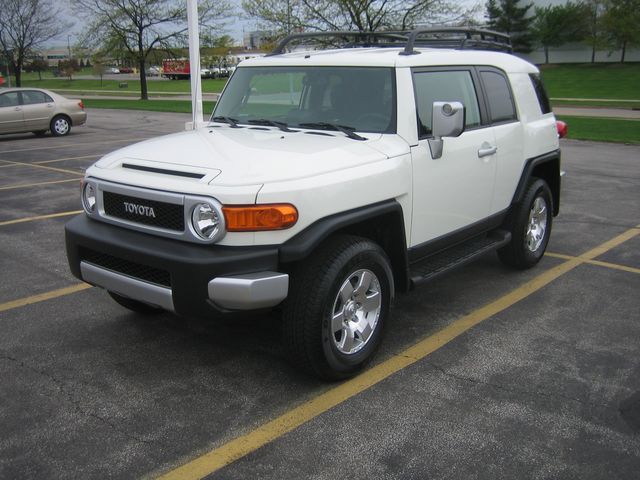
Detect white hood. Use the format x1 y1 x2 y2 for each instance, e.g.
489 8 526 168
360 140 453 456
95 126 390 187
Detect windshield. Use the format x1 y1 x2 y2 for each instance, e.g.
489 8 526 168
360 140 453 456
212 66 396 134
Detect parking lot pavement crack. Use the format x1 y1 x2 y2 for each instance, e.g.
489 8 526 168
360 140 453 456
0 353 161 447
425 361 614 411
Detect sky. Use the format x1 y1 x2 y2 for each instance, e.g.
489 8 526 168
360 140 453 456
50 0 487 49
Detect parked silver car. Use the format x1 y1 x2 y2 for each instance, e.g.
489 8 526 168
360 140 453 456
0 87 87 136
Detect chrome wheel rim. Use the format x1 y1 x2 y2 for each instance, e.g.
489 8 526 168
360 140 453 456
526 196 548 252
54 118 69 135
331 268 382 355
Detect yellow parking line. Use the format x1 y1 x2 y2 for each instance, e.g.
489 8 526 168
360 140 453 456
0 210 82 227
0 136 149 154
0 178 82 191
0 159 82 176
0 283 92 314
0 154 99 168
156 227 640 480
546 252 640 275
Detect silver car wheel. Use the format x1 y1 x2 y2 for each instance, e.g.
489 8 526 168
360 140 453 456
53 117 70 135
526 196 548 252
331 268 382 355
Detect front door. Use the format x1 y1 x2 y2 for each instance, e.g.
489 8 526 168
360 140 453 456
410 68 497 246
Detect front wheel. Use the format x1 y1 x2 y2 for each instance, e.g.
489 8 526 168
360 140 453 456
498 178 553 269
282 235 394 380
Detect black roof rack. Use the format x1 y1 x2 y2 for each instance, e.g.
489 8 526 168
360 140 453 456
400 28 511 55
268 27 512 56
268 31 409 56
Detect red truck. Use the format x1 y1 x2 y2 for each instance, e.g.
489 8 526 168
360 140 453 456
162 59 190 80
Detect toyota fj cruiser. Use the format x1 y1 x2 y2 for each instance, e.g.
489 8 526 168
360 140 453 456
65 29 562 379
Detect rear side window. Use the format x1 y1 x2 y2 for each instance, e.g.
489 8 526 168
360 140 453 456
529 73 552 114
480 70 517 123
22 90 53 105
413 70 481 136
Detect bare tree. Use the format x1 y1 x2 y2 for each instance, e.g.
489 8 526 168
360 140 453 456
72 0 232 100
243 0 474 35
0 0 70 87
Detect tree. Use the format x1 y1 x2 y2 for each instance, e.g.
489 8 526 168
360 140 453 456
0 0 70 87
485 0 534 53
242 0 475 35
581 0 607 62
92 57 106 87
531 2 590 63
24 57 49 80
601 0 640 63
72 0 232 100
59 58 80 80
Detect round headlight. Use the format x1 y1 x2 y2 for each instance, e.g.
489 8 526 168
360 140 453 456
191 202 224 241
82 182 96 213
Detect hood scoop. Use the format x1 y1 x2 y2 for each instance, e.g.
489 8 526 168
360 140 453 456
122 163 205 179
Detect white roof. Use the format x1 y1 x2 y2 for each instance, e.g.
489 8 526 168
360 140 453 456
239 47 538 74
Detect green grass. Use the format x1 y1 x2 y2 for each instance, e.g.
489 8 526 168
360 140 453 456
83 98 217 114
21 77 227 94
540 63 640 102
557 115 640 144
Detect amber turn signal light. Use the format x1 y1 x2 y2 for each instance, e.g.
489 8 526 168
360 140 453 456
223 204 298 231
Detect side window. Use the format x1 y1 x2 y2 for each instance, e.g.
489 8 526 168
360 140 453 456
413 70 481 136
480 70 517 123
0 92 20 108
22 90 51 105
529 73 552 114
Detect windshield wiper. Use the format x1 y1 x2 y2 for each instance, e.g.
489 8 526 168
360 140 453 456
248 118 297 133
211 116 242 128
298 122 367 141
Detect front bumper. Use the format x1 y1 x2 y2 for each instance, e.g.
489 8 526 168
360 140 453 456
65 215 288 318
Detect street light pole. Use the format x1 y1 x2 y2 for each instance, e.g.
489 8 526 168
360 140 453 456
186 0 204 130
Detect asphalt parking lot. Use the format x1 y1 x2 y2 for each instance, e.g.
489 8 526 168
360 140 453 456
0 110 639 479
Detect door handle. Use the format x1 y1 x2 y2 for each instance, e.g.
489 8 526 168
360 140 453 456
14 106 21 111
478 143 497 158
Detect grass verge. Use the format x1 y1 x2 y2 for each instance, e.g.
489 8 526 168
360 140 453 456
557 115 640 144
21 77 227 94
83 98 216 114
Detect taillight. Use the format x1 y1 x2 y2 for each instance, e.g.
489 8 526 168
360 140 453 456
78 100 85 110
223 204 298 231
556 120 567 139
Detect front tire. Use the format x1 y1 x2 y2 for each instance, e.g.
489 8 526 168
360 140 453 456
108 291 164 315
50 115 71 136
283 235 394 380
498 178 553 269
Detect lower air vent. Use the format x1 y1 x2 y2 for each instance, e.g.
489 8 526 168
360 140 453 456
80 248 171 287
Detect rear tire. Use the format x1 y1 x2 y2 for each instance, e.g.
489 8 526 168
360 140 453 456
108 291 164 315
50 115 71 136
282 235 394 380
498 178 553 269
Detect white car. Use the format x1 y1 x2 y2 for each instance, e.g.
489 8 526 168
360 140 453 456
65 29 563 379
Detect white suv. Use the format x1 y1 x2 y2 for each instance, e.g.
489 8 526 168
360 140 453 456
66 29 562 379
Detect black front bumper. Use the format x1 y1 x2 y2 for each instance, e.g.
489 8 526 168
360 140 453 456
65 215 279 318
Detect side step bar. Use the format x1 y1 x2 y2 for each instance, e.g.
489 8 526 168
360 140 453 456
410 230 511 287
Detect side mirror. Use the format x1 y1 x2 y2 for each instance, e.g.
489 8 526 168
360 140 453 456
428 101 465 159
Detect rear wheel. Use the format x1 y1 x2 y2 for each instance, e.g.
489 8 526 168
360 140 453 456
283 235 394 380
108 291 164 315
498 178 553 269
50 115 71 136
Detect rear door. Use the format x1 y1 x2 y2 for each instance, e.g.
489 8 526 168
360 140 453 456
410 67 497 245
0 91 24 133
20 90 54 131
